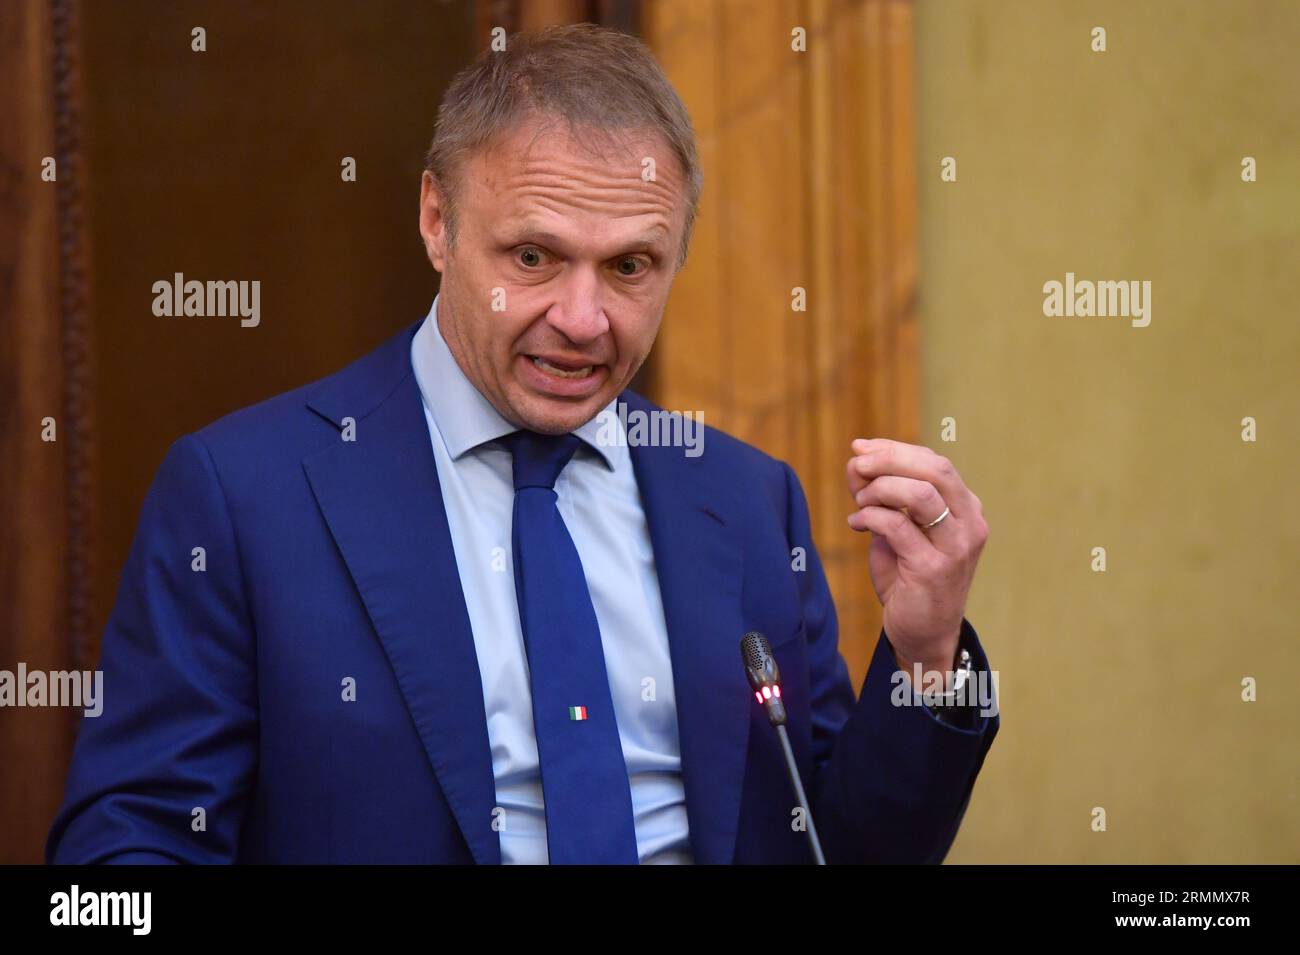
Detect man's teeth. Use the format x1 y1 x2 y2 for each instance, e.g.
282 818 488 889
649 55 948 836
531 356 594 379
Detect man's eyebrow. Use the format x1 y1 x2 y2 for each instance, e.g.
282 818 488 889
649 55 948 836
625 225 670 250
500 223 671 254
501 228 567 247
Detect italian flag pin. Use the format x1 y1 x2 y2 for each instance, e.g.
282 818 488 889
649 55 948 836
569 706 588 721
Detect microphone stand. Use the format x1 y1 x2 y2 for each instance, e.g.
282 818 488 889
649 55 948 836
743 629 827 865
776 723 826 865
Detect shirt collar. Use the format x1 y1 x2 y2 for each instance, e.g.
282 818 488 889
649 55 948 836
411 292 620 470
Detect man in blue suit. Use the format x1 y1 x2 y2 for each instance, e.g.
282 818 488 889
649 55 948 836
48 24 997 865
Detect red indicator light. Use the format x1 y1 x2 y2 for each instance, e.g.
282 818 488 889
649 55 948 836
773 685 781 698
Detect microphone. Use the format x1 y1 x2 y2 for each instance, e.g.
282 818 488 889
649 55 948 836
740 631 827 865
741 629 788 725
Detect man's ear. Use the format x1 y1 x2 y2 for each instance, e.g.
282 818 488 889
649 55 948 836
419 171 449 273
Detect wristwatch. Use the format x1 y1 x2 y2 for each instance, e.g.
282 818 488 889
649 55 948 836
921 647 979 728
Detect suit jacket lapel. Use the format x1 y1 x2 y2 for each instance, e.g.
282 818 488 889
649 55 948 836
302 322 500 865
623 391 750 865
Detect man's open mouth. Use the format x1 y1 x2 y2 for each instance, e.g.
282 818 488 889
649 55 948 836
529 355 596 379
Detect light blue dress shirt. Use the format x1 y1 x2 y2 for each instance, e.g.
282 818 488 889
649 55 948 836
410 293 694 864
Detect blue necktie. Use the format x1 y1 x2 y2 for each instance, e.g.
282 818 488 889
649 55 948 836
503 429 640 865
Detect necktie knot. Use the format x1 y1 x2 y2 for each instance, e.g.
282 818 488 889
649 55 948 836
502 429 582 491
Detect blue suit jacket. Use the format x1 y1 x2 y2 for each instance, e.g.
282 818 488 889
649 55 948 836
47 318 998 864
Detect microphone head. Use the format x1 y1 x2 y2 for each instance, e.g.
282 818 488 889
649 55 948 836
741 630 779 685
740 630 787 726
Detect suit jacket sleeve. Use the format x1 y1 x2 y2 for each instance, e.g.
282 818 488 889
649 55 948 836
46 434 259 864
780 461 999 864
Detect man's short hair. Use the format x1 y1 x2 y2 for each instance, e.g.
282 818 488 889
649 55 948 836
424 23 703 270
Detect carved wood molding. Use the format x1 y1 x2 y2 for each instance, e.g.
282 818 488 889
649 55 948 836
50 0 96 675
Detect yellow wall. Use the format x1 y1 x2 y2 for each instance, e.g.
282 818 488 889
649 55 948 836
916 0 1299 862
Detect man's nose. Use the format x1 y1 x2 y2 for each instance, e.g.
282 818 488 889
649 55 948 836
544 268 610 345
